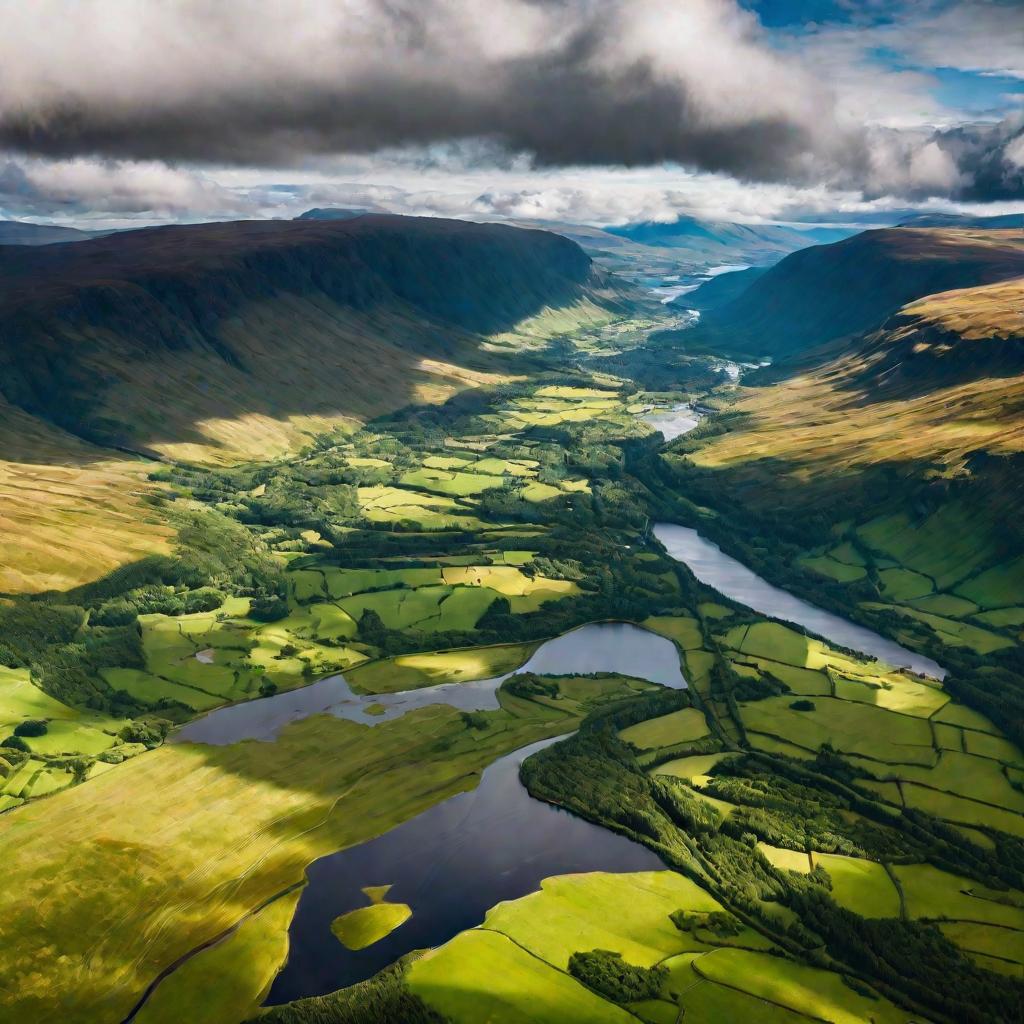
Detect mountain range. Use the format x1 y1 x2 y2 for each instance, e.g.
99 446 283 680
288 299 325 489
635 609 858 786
0 215 622 464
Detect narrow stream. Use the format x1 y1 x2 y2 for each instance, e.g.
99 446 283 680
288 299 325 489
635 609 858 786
654 522 946 679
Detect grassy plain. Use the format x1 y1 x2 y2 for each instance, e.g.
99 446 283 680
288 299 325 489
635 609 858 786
0 670 649 1022
331 900 412 950
346 644 535 693
619 708 710 749
408 870 911 1024
134 890 301 1024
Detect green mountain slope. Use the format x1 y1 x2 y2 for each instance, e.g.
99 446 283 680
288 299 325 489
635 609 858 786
661 235 1024 745
0 215 626 464
673 228 1024 360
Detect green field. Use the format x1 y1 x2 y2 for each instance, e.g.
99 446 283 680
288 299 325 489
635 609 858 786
739 694 934 762
619 708 710 750
134 891 301 1024
408 870 910 1024
0 670 655 1022
347 643 535 693
332 897 411 951
693 948 909 1024
893 863 1024 929
642 616 704 650
813 853 902 918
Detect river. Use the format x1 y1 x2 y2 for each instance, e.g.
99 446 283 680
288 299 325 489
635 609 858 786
173 621 687 746
161 462 944 1010
654 522 945 679
163 621 685 1009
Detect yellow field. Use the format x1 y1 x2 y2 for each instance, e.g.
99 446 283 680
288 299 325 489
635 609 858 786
0 696 580 1023
0 401 174 593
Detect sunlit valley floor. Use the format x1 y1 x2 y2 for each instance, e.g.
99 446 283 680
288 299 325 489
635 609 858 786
2 220 1024 1024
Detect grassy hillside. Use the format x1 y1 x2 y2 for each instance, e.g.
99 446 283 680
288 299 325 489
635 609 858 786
658 233 1024 746
0 215 626 464
0 398 173 593
670 228 1024 359
0 215 629 591
606 215 852 261
679 273 1024 500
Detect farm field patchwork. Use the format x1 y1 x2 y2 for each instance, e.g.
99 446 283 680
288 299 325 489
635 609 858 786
407 871 913 1024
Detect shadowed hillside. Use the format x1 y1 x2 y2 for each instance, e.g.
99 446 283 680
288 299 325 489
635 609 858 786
669 228 1024 360
0 214 629 591
0 215 626 463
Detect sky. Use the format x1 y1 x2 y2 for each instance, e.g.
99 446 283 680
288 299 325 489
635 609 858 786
0 0 1022 229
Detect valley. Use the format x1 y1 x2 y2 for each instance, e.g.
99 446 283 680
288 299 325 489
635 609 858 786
2 216 1024 1024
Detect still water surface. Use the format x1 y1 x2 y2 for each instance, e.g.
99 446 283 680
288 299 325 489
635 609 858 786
654 522 945 678
174 622 686 745
266 733 663 1002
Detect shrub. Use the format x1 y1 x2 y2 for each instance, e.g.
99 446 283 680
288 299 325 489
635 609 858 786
249 595 289 622
790 699 816 712
568 949 667 1003
1 735 30 752
118 718 171 748
14 719 48 738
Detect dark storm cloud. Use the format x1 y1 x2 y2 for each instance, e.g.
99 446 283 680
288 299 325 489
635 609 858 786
933 117 1024 201
0 0 853 185
0 0 1021 199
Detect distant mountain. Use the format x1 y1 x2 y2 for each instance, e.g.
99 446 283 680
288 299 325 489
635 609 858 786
605 215 854 263
295 207 377 221
0 215 628 463
897 212 1024 229
0 220 98 246
670 227 1024 360
672 266 768 312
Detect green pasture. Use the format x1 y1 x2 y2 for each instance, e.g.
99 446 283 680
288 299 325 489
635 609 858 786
654 752 735 783
738 695 934 762
857 503 994 590
813 852 902 918
642 616 704 650
347 644 534 694
893 863 1024 929
693 948 907 1024
135 891 300 1024
331 900 411 951
799 554 866 583
619 708 710 750
879 567 934 601
411 929 635 1024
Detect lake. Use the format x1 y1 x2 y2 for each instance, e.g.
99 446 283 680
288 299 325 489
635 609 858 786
266 732 664 1003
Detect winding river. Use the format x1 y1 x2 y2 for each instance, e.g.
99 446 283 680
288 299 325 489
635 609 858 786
157 459 945 1009
166 622 685 1007
174 621 686 746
